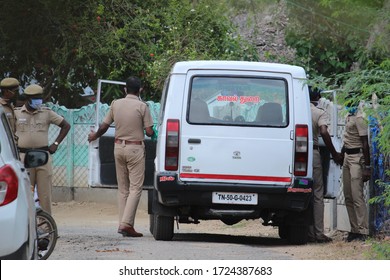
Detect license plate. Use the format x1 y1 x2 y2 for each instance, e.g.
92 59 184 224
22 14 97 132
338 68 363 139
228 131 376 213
212 192 258 205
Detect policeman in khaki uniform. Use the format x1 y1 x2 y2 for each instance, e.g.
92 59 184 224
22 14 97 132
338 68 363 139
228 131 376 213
0 77 20 134
308 87 343 243
342 98 371 242
88 76 154 238
15 84 70 214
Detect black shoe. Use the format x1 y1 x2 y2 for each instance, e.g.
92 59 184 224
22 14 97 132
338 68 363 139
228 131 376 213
346 232 366 242
308 236 316 243
316 234 333 243
356 234 368 241
346 232 357 242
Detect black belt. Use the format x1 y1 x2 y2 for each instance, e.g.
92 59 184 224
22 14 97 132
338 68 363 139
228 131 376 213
342 147 362 155
313 145 319 150
18 146 49 153
114 139 143 145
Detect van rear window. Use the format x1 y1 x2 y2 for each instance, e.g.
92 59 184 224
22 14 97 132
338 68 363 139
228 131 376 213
188 76 288 127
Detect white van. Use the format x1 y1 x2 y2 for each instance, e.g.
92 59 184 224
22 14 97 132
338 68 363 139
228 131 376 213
150 60 315 244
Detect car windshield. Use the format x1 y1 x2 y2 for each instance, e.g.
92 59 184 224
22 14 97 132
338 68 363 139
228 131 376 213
188 76 288 127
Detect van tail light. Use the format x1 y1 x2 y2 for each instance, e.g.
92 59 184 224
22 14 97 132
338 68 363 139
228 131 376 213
294 124 308 176
165 119 180 171
0 165 18 206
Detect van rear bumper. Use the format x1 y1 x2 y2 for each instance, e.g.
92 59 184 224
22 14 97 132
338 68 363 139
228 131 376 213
154 173 313 211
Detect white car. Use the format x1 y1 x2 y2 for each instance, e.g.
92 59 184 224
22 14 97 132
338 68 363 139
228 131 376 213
0 105 48 260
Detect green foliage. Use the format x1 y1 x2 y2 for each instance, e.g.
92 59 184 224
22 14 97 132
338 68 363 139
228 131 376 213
0 0 258 107
220 0 275 13
369 177 390 214
335 60 390 154
285 0 388 77
145 0 258 96
365 239 390 260
309 59 390 155
0 0 105 107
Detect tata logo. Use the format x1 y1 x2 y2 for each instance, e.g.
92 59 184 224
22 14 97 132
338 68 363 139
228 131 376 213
159 176 175 182
233 151 241 159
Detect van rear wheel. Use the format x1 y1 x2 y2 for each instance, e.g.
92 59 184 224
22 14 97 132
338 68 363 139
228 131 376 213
287 225 309 245
278 225 288 239
153 214 174 241
149 214 154 235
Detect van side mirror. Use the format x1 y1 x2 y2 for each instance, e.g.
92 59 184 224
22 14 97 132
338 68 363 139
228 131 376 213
23 150 49 168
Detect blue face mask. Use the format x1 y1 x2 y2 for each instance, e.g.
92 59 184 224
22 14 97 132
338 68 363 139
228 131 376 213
29 98 43 110
346 106 357 115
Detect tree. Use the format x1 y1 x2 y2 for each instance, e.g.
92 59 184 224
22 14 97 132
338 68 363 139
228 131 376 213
336 60 390 155
285 0 388 77
144 0 259 98
0 0 258 107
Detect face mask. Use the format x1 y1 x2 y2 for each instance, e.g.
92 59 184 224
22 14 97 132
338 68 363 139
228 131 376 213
29 98 43 110
346 106 357 115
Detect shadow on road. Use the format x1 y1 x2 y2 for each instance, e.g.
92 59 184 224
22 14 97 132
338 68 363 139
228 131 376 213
173 233 289 247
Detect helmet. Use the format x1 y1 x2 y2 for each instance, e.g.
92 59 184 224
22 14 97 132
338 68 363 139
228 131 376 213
24 84 44 95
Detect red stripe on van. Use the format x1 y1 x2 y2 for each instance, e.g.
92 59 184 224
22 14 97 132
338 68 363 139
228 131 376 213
180 173 291 183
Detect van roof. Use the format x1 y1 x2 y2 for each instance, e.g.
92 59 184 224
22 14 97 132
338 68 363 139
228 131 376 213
171 60 307 79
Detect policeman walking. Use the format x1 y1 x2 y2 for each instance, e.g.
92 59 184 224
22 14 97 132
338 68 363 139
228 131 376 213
15 84 70 214
0 77 20 134
308 86 343 243
88 76 154 237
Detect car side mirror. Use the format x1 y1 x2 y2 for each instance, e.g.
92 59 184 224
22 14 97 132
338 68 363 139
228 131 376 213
23 150 49 168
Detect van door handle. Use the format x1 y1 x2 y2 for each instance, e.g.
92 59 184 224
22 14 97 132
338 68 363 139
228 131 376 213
188 138 201 144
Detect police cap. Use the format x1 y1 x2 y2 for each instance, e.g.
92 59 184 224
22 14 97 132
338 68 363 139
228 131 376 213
24 84 44 95
0 77 20 89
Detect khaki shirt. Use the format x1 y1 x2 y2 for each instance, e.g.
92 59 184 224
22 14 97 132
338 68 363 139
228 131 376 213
103 95 154 141
310 103 328 146
14 105 64 149
0 98 16 133
343 113 368 149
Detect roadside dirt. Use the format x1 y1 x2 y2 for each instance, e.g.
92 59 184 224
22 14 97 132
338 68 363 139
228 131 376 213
51 201 374 260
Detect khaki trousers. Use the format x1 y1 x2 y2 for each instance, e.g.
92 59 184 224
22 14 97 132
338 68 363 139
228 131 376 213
20 152 53 214
308 149 325 238
342 153 369 234
114 143 145 227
